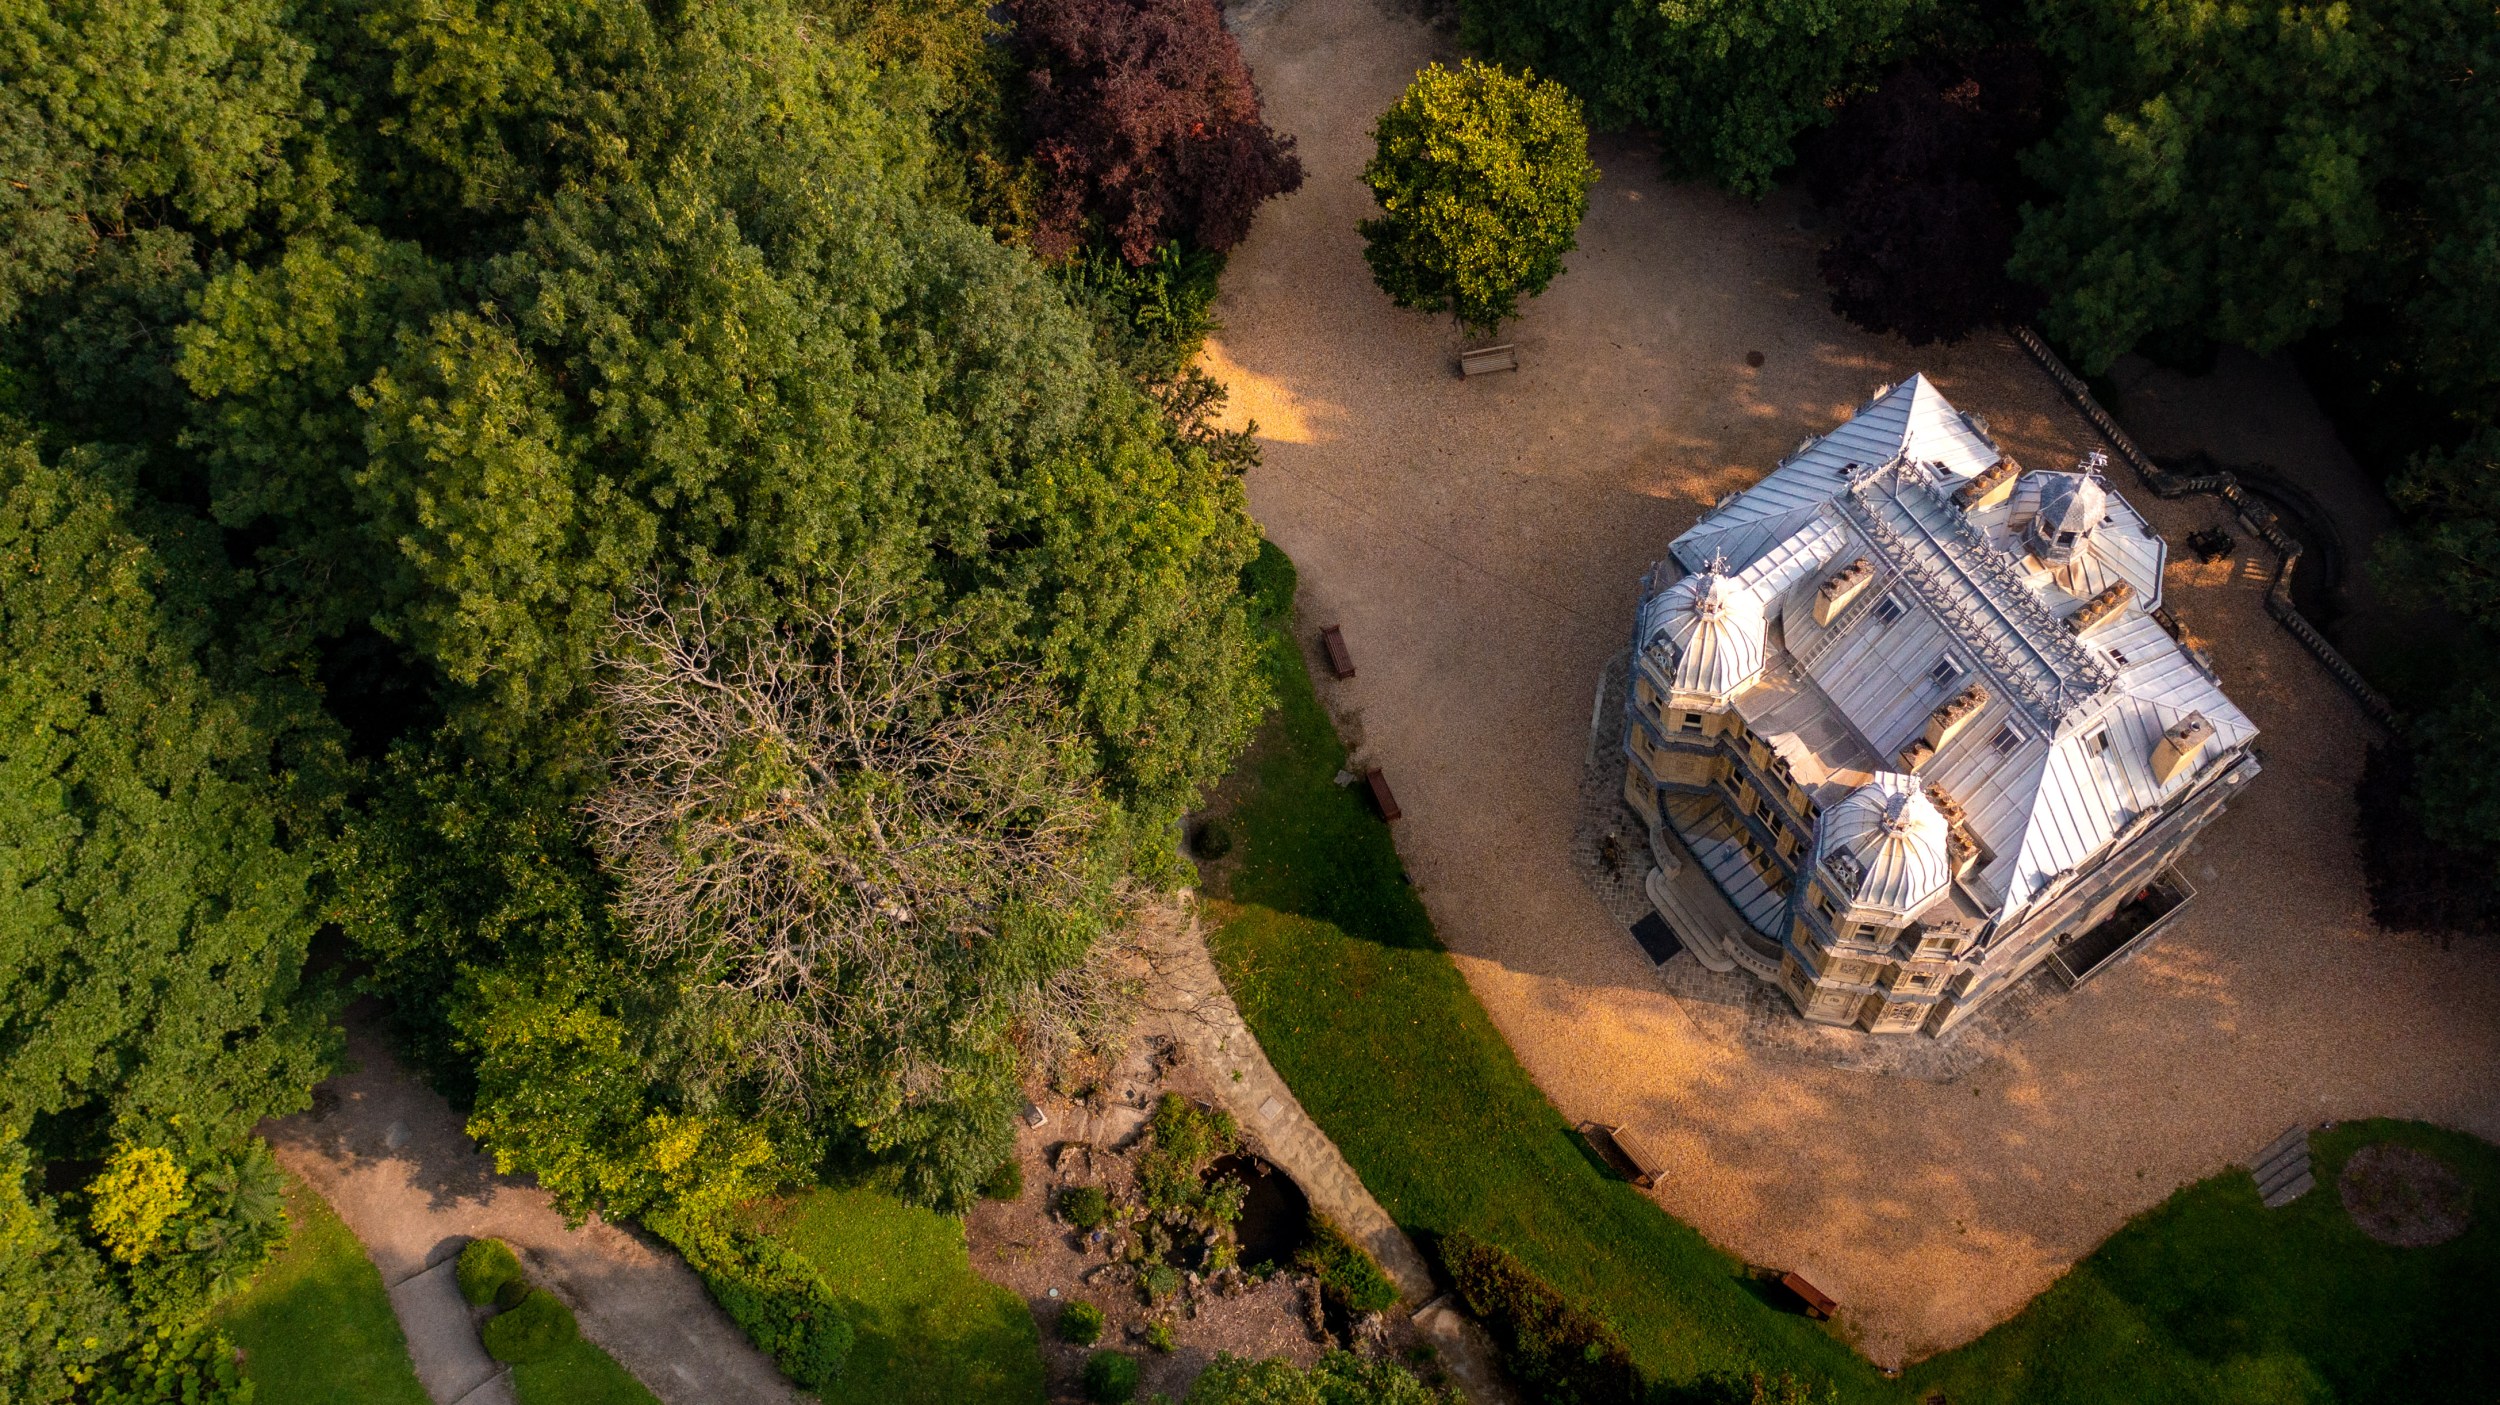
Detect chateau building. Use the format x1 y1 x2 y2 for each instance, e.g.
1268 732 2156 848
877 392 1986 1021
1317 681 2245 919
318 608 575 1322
1621 376 2259 1036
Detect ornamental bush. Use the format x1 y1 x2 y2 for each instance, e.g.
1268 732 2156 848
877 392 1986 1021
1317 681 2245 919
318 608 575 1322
1061 1183 1114 1231
456 1237 525 1307
1060 1299 1107 1344
1359 61 1597 335
482 1288 579 1364
1083 1349 1141 1403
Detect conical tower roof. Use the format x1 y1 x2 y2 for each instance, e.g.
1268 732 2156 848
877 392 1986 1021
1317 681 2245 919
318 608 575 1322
1649 570 1766 700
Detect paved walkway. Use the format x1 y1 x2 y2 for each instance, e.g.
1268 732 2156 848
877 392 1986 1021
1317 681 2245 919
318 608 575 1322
1134 903 1518 1404
265 1021 798 1405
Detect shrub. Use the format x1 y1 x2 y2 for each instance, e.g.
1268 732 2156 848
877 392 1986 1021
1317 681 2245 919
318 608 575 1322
1083 1349 1141 1403
1358 59 1598 335
979 1158 1026 1202
1061 1184 1114 1231
1056 241 1229 381
1015 0 1303 264
457 1237 526 1307
85 1327 253 1405
1298 1216 1398 1315
1136 1094 1238 1217
482 1288 579 1365
1145 1318 1177 1352
1440 1232 1642 1405
1060 1299 1107 1345
658 1218 854 1389
1138 1262 1184 1305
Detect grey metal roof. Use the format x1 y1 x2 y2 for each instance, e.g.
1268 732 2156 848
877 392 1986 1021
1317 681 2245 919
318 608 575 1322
1661 377 2258 931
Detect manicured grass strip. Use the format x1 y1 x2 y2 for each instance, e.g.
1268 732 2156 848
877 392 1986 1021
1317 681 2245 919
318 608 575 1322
1206 619 2500 1403
752 1186 1045 1405
1205 631 1879 1398
516 1338 664 1405
1904 1119 2500 1405
213 1174 430 1405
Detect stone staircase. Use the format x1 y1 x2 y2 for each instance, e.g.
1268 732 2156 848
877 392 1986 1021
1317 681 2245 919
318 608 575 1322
2249 1125 2316 1209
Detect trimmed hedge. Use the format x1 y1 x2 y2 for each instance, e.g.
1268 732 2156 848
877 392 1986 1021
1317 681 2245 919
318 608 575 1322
482 1288 579 1365
1442 1232 1643 1405
1298 1215 1398 1315
659 1218 854 1390
456 1237 526 1307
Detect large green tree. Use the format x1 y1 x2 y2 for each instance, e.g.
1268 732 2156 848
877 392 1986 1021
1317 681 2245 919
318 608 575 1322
1461 0 1924 194
2014 0 2500 374
0 435 331 1157
7 0 1272 1233
1359 60 1599 335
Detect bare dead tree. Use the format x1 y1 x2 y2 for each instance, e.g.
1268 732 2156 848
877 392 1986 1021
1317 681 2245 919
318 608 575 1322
588 580 1110 1110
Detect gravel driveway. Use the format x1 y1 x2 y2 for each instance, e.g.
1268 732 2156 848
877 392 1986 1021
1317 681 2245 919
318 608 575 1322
1211 0 2500 1366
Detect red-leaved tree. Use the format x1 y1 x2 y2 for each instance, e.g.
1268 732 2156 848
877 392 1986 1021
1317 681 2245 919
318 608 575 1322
1015 0 1304 264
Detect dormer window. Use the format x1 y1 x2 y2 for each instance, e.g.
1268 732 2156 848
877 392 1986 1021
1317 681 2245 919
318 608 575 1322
2086 729 2112 757
1928 656 1964 687
1988 721 2022 756
1873 593 1906 625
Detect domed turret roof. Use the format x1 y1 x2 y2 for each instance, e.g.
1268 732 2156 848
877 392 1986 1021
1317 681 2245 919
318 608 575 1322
1816 773 1951 919
1649 571 1766 700
2026 472 2109 564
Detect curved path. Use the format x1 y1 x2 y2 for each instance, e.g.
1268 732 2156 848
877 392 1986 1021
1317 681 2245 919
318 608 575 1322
1135 902 1518 1405
264 1019 798 1405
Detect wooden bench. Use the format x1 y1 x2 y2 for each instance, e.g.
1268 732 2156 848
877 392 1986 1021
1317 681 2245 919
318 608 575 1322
1587 1123 1662 1188
1779 1272 1837 1321
1319 624 1356 679
1362 767 1402 821
1458 343 1518 377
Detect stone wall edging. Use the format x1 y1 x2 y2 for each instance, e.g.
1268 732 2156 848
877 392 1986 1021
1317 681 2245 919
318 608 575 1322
2009 325 2397 731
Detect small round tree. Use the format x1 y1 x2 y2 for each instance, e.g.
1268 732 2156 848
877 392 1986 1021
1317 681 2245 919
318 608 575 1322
1358 60 1597 336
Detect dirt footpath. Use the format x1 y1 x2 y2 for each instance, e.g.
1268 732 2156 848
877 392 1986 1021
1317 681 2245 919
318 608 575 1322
1211 0 2500 1367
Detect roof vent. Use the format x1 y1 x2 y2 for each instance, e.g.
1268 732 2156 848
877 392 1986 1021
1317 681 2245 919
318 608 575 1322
2152 712 2215 785
2066 580 2133 633
1955 455 2021 511
1814 557 1875 625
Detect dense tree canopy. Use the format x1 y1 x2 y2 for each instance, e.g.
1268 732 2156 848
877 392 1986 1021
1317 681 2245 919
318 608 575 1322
0 0 1280 1371
1462 0 1922 194
2015 0 2500 375
1359 60 1599 335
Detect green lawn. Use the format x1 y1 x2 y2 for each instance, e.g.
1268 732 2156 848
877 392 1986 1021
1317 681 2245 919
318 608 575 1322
213 1175 430 1405
1204 599 2500 1403
516 1339 664 1405
750 1186 1045 1405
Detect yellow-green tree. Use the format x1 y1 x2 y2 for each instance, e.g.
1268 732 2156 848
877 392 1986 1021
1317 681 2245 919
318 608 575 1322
1358 60 1597 336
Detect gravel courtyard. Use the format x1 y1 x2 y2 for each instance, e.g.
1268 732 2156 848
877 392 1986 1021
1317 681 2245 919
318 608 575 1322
1210 0 2500 1366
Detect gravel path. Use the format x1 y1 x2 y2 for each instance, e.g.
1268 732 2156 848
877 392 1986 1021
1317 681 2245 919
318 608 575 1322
1211 0 2500 1367
265 1020 798 1405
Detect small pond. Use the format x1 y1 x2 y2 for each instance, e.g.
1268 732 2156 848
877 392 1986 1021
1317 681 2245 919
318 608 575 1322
1208 1152 1312 1270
